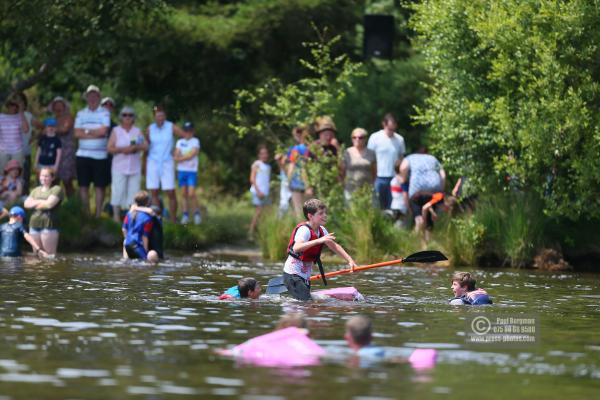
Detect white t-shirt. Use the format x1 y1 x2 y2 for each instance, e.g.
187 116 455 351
390 176 407 213
250 160 271 196
74 106 110 159
367 130 406 178
175 137 200 172
283 225 328 281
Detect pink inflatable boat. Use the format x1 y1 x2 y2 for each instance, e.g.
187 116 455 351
225 327 325 367
312 286 365 301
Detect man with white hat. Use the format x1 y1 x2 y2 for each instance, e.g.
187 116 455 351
74 84 111 217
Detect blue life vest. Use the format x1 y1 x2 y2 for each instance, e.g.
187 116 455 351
450 288 493 305
219 285 241 300
0 221 25 257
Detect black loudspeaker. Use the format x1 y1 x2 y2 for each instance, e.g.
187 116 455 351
363 14 395 60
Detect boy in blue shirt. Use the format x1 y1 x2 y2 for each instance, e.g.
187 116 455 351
449 272 493 305
0 206 47 257
219 277 261 300
122 191 159 263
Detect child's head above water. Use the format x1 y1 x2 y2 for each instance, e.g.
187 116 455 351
451 271 476 297
345 315 373 351
276 312 308 331
238 277 261 299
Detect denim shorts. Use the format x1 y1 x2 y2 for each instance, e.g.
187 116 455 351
29 228 59 234
177 170 197 187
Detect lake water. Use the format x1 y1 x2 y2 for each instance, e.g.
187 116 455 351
0 252 599 399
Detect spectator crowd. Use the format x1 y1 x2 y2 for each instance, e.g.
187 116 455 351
1 83 465 258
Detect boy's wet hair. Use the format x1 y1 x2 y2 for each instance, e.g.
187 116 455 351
452 272 476 291
346 315 372 347
276 312 308 330
134 191 151 207
238 277 258 298
303 198 326 219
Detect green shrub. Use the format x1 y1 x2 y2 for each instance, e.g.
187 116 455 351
436 214 485 267
257 209 297 260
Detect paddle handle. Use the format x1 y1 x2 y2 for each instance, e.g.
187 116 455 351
309 258 404 281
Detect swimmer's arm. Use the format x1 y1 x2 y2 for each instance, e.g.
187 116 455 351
142 235 150 252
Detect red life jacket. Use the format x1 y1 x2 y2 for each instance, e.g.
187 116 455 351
287 223 325 262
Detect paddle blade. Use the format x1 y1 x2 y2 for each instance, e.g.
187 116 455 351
266 276 288 295
403 250 447 264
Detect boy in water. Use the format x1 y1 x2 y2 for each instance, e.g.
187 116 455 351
0 206 47 257
122 191 159 263
283 198 356 300
219 277 261 300
345 315 385 358
449 271 493 305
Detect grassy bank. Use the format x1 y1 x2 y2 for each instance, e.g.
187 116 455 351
256 191 600 270
56 197 253 252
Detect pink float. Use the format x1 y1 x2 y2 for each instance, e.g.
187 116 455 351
312 286 365 301
408 348 437 369
226 327 325 367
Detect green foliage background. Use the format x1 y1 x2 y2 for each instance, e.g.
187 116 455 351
412 0 600 218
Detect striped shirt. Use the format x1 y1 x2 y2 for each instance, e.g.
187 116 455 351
74 107 110 159
0 113 24 154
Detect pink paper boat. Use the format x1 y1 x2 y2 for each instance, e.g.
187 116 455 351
312 286 365 301
229 327 325 367
408 348 437 370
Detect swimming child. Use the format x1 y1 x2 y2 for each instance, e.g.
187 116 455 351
0 159 23 207
345 315 385 358
219 277 262 300
283 198 357 301
122 191 159 263
173 121 201 225
35 117 62 173
276 312 308 330
449 271 493 305
248 145 271 239
0 206 47 257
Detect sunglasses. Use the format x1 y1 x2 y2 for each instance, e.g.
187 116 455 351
121 113 134 117
352 136 366 140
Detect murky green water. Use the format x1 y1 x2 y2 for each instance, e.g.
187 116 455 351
1 252 599 399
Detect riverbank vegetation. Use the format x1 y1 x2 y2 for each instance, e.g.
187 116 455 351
4 1 600 269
